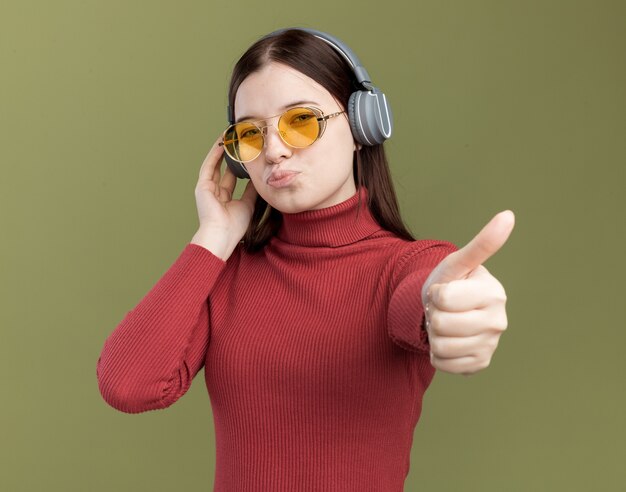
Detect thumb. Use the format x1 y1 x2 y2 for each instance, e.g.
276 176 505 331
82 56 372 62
436 210 515 283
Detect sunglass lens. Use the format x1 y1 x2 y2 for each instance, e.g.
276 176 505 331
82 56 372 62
224 122 263 162
279 108 321 148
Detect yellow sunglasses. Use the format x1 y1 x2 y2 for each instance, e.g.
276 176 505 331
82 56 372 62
218 106 346 163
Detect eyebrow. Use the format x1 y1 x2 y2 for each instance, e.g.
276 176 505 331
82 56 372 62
235 100 320 123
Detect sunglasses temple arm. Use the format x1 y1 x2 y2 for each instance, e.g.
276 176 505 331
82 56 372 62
318 110 347 122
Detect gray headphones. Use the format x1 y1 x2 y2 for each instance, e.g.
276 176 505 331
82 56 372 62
223 27 393 179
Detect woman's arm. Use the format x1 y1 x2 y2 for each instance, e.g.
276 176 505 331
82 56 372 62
96 243 227 414
387 241 459 354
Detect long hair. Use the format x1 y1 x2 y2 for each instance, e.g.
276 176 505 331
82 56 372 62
227 29 416 252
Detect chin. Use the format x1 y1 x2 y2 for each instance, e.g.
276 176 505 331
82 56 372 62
270 199 309 214
262 190 312 214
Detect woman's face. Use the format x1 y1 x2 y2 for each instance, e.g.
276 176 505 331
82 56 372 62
233 61 359 213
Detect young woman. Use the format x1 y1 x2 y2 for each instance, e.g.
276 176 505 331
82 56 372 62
97 27 514 491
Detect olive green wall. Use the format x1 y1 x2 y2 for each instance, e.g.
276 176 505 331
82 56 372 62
1 1 623 490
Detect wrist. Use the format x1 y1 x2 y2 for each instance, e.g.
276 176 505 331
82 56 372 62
190 229 232 261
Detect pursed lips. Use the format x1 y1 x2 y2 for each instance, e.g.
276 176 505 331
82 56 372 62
267 169 300 184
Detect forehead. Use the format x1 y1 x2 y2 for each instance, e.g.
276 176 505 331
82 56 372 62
234 62 334 119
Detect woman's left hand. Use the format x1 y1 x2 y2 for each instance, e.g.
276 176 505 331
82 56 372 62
421 210 515 376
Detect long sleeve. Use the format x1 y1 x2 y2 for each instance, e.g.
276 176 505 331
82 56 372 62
96 243 227 414
387 240 459 353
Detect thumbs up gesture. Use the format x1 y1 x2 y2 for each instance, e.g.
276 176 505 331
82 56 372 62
421 210 515 376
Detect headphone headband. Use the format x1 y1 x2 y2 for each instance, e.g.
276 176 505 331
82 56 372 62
266 28 374 89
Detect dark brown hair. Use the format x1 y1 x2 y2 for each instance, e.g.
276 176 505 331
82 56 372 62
228 29 416 252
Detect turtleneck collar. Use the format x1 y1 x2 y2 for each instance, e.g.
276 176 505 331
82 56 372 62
275 187 383 247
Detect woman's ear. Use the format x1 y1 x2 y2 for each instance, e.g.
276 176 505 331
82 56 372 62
353 142 363 152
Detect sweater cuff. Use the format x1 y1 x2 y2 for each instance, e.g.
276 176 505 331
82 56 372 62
387 269 431 353
179 242 228 290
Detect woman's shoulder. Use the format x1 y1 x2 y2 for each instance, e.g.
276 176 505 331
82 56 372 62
379 233 459 280
369 229 458 257
397 237 459 258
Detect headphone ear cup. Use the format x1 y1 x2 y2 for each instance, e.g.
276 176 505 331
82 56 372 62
348 91 367 146
224 152 250 179
348 88 393 146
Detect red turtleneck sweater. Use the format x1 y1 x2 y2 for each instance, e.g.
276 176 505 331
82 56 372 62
96 187 458 491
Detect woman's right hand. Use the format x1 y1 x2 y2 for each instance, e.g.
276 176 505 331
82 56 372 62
190 135 258 261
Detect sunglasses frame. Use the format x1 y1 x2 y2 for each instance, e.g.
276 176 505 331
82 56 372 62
218 106 347 163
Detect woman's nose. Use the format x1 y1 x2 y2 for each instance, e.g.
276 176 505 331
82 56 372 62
263 125 292 162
